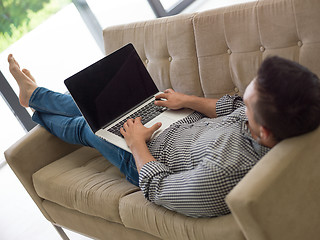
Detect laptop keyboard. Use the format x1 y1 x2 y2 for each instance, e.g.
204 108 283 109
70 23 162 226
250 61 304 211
108 101 167 137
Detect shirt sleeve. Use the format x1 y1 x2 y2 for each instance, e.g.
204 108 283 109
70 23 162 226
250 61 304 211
216 95 244 117
139 160 238 218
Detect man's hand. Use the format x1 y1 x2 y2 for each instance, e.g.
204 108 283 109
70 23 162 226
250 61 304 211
155 88 218 118
120 117 162 149
154 89 189 110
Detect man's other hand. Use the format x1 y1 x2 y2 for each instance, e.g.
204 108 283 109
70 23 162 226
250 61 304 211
120 117 162 149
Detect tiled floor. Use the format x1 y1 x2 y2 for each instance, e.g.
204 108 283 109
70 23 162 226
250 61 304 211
0 164 91 240
0 1 255 239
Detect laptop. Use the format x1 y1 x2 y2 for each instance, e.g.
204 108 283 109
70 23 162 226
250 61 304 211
64 43 193 152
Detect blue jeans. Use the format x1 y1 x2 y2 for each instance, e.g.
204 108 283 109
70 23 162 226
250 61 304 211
29 87 139 186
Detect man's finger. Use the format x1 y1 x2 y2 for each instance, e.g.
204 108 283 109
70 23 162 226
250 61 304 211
135 117 142 123
126 118 134 126
164 88 174 93
120 127 126 136
155 93 167 100
154 99 166 107
150 122 162 132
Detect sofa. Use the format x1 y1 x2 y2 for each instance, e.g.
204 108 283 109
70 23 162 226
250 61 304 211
4 0 320 239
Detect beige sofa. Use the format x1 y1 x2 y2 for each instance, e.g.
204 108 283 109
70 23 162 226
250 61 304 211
5 0 320 239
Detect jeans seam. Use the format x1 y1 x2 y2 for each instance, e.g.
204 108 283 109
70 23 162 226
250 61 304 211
77 118 88 146
120 150 139 186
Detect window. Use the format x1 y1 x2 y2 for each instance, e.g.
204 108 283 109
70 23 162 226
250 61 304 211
147 0 195 17
0 0 197 166
0 0 102 165
87 0 155 29
0 95 25 165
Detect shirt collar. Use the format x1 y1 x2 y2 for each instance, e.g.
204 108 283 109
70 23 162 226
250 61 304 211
241 119 270 157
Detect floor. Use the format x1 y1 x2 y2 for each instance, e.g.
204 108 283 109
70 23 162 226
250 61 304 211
0 163 91 240
0 1 255 239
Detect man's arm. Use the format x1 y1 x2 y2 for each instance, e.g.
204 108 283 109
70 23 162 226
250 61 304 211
154 89 218 118
139 160 235 217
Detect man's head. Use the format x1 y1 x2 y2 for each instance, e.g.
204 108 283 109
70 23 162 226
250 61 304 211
244 56 320 145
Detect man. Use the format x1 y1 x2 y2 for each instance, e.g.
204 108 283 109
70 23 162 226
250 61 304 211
8 54 320 218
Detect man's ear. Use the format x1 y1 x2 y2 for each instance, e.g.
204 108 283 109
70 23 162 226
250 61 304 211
259 125 278 148
259 125 271 140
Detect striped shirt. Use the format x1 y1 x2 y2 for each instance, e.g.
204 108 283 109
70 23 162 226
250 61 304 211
139 95 270 218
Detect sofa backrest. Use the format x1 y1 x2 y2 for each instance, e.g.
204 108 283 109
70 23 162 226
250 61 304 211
103 0 320 99
194 0 320 98
103 13 203 97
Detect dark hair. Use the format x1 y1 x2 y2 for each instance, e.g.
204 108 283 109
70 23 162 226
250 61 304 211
254 56 320 141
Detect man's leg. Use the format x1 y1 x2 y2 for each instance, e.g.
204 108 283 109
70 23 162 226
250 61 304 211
33 112 139 186
30 87 82 117
8 54 139 186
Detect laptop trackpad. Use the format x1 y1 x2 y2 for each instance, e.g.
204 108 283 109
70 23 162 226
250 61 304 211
145 108 193 139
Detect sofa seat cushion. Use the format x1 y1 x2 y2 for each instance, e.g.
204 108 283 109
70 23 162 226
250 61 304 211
33 147 139 224
119 191 245 240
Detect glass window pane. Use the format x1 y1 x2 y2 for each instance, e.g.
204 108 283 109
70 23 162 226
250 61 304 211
87 0 155 29
0 0 72 53
0 1 104 162
0 3 103 95
184 0 257 13
0 98 25 157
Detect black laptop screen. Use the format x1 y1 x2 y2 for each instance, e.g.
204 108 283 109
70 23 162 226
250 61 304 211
64 44 159 133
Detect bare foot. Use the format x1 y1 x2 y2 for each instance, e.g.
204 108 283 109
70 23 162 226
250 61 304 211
8 54 38 108
22 69 37 112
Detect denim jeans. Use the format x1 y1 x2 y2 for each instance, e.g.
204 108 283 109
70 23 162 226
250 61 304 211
29 87 139 186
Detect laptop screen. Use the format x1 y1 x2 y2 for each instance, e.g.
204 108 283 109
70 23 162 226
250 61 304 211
64 44 159 133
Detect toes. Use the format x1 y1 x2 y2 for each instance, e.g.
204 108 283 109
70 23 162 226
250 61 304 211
22 68 31 77
8 54 20 72
8 54 17 66
22 69 36 82
7 54 13 62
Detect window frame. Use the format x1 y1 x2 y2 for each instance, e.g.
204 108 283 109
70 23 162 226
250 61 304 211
147 0 196 17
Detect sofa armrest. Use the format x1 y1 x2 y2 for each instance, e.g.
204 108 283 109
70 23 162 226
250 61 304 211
226 126 320 240
4 125 81 221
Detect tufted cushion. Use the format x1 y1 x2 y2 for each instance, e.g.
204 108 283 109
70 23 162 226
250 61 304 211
103 0 320 100
103 13 203 97
193 0 320 98
119 191 244 240
33 147 139 223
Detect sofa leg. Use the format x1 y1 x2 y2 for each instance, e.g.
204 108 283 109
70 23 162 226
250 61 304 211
53 224 70 240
